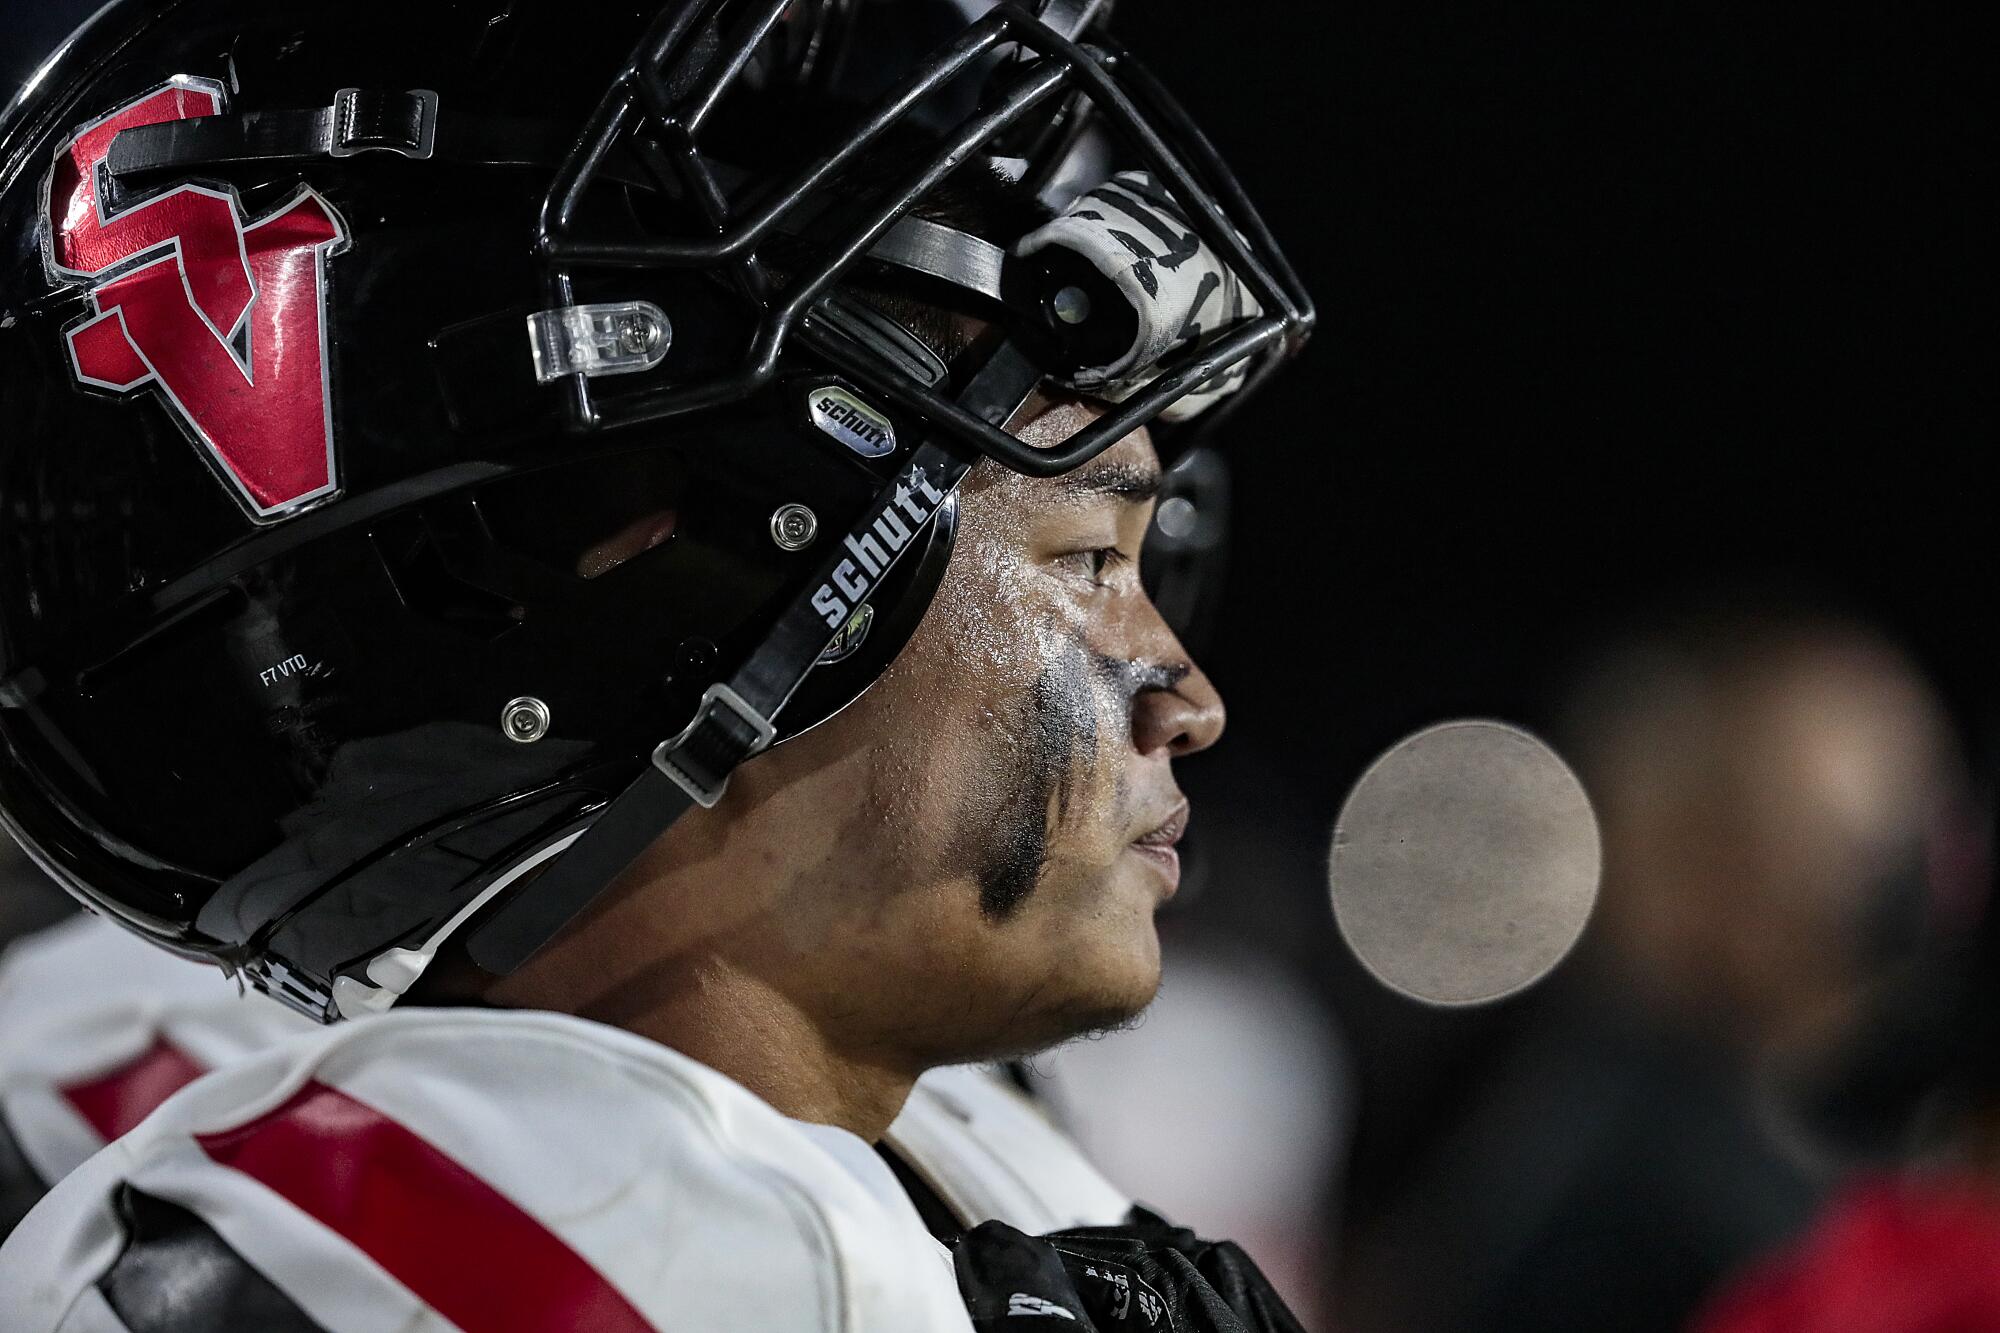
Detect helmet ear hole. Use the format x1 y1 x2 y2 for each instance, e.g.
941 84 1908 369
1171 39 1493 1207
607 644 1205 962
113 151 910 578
471 451 689 584
577 509 679 580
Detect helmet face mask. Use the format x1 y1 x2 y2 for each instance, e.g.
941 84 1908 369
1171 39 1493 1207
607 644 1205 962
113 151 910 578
0 0 1309 1022
530 0 1310 469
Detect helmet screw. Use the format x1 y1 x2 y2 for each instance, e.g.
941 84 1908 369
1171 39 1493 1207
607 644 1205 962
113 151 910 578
616 312 660 355
672 638 718 679
770 503 818 551
1049 284 1093 326
501 696 551 744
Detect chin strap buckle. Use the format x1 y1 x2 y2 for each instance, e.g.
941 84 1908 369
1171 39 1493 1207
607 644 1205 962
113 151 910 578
652 684 775 809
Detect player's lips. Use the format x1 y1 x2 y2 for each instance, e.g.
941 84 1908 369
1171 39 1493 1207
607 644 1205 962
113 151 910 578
1128 800 1189 895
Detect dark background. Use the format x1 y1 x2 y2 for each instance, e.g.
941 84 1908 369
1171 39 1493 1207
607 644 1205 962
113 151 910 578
1117 0 1994 1259
4 0 1992 1298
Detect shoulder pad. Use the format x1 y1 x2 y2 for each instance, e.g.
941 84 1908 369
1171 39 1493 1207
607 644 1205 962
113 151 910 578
888 1063 1130 1234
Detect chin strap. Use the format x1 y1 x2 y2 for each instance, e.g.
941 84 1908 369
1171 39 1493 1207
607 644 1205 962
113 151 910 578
102 88 661 191
464 339 1043 976
114 89 464 169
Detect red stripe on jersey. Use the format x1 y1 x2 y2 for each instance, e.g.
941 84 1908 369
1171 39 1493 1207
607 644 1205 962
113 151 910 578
61 1037 206 1141
196 1080 656 1333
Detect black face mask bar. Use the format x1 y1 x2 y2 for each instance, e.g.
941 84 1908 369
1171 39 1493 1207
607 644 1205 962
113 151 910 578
532 0 1313 475
460 0 1314 980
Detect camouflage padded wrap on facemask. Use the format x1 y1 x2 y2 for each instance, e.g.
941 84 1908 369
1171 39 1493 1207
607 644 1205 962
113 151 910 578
1016 171 1264 421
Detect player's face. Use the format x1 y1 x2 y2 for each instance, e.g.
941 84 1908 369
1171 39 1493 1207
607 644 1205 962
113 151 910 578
752 394 1226 1062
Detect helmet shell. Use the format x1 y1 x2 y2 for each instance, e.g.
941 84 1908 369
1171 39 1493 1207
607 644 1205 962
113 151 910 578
0 0 952 1010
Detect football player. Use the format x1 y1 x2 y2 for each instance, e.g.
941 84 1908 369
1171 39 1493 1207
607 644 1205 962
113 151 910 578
0 0 1312 1327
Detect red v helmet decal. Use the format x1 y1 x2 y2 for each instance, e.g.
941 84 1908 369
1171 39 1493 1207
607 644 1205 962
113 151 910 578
46 77 348 521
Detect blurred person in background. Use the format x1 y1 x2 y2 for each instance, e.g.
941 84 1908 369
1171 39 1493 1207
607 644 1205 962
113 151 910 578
1342 599 1976 1333
1692 777 1999 1330
1692 873 2000 1331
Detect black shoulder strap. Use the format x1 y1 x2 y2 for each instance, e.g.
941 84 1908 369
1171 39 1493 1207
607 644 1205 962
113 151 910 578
876 1140 968 1248
98 1185 328 1333
0 1107 49 1244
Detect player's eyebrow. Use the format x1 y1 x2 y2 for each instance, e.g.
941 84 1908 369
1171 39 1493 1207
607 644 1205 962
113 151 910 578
1054 459 1162 505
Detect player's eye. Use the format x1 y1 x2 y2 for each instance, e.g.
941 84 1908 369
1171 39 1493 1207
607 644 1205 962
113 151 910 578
1060 546 1132 587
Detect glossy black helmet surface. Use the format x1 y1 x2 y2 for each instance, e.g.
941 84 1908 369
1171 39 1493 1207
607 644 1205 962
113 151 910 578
0 0 1309 1020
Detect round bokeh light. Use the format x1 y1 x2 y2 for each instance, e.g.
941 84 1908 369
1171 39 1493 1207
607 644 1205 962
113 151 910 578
1329 719 1601 1006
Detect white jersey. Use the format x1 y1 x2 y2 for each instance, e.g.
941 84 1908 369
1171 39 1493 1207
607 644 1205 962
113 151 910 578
0 921 1130 1331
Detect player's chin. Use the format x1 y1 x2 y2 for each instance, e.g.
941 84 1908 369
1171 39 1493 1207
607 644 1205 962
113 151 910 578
1062 879 1165 1027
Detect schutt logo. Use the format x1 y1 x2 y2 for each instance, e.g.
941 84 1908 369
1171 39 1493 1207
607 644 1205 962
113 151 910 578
808 386 897 459
45 77 348 520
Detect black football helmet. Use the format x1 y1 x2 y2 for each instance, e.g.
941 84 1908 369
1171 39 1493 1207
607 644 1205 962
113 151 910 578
0 0 1309 1021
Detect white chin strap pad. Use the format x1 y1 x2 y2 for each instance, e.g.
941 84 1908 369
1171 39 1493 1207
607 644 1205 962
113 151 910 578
1014 171 1263 422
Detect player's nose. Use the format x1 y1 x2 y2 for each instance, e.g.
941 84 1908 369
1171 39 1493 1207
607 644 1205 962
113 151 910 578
1133 659 1225 758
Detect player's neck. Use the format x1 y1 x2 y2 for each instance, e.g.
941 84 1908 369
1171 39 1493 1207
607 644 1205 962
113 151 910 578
487 951 918 1139
605 957 919 1141
477 879 922 1141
